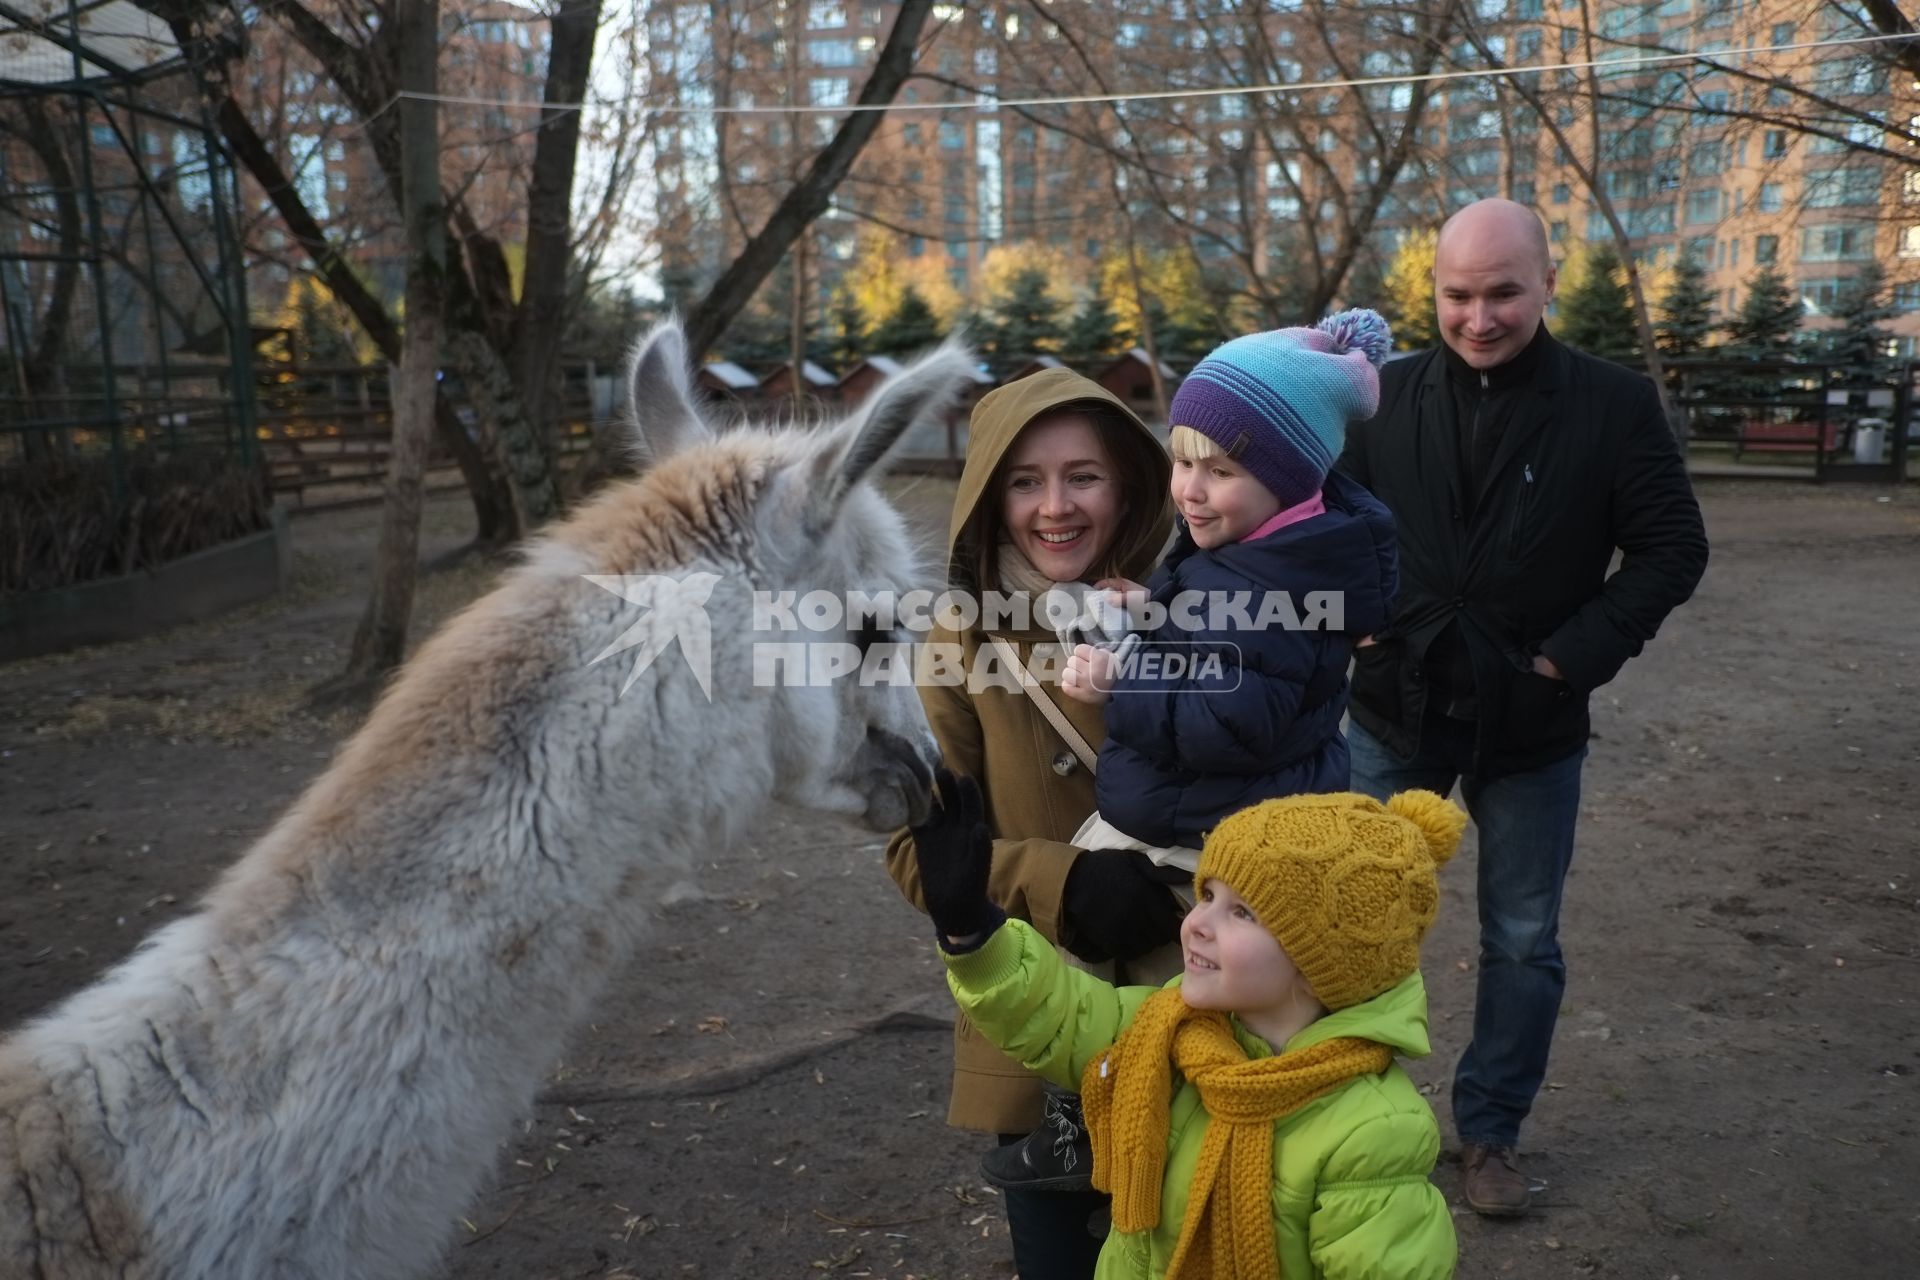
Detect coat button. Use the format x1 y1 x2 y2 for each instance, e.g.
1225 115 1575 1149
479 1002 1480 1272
1453 597 1466 610
1051 750 1079 777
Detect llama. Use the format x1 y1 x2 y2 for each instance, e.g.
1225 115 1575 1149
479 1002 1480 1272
0 322 975 1280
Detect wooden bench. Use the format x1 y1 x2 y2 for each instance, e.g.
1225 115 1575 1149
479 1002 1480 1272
1733 419 1842 462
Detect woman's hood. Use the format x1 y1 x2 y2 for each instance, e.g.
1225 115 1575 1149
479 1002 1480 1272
947 368 1173 584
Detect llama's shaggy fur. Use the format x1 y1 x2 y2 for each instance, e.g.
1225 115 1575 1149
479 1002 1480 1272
0 324 972 1279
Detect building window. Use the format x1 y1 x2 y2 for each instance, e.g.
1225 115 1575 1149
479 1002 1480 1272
902 123 922 146
907 236 925 257
809 39 856 66
1552 182 1571 204
1755 234 1778 264
1893 282 1920 313
1905 171 1920 202
807 2 846 27
1801 224 1874 261
1686 189 1724 224
1689 141 1725 176
1805 166 1882 208
1763 130 1788 160
1758 182 1783 211
1814 57 1888 97
809 77 848 106
1799 277 1849 311
1901 226 1920 258
947 239 967 260
938 120 965 150
1517 29 1542 59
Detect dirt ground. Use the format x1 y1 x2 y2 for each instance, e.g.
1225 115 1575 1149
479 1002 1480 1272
2 476 1916 1280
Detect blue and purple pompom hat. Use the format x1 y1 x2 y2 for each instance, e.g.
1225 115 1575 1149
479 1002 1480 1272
1168 308 1392 508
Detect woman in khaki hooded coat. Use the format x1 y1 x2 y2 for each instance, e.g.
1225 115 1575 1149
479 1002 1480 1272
885 369 1178 1279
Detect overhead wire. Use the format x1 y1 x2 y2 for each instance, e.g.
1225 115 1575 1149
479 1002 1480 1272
366 29 1915 122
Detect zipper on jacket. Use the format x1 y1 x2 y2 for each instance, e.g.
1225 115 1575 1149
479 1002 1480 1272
1508 462 1534 558
1461 370 1488 521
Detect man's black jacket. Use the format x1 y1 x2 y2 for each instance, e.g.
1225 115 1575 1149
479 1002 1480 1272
1337 332 1709 776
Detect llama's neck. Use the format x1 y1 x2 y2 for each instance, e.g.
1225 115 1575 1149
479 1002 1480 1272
20 567 767 1277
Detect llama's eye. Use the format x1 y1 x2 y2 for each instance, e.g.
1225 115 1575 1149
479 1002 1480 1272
852 612 894 654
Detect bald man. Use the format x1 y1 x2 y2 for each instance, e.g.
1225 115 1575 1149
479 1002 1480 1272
1338 199 1707 1216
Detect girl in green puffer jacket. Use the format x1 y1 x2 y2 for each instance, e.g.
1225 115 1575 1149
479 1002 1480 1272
907 774 1464 1280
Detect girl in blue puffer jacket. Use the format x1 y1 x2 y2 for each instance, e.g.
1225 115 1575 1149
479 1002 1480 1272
1061 311 1399 864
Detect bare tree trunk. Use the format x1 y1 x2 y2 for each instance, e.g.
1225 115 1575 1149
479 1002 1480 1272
789 236 809 420
150 3 512 543
511 0 604 447
330 0 445 697
176 0 559 536
1108 162 1167 422
1570 0 1666 397
683 0 937 361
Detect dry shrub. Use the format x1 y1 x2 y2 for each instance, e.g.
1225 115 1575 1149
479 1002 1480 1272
0 453 272 596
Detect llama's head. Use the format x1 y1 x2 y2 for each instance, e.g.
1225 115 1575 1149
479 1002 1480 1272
560 320 972 832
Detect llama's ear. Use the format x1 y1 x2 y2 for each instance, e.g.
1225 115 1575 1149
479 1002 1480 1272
617 319 712 471
802 339 977 532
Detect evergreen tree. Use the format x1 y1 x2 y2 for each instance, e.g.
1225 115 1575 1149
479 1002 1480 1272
1556 244 1639 362
1723 265 1802 358
869 285 944 355
1059 288 1124 373
1143 295 1220 371
1824 261 1895 385
293 284 356 365
1656 252 1717 358
978 267 1066 372
822 290 867 370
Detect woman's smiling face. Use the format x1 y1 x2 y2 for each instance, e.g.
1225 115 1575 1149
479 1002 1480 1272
999 413 1122 584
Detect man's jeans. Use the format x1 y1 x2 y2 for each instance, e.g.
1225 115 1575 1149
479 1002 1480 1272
1348 716 1586 1148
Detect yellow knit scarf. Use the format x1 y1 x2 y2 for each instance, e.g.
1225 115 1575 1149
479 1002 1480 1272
1080 990 1394 1280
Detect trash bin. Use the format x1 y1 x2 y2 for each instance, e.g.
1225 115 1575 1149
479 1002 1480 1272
1853 418 1888 465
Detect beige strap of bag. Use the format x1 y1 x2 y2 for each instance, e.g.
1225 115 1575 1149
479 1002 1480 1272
987 635 1098 776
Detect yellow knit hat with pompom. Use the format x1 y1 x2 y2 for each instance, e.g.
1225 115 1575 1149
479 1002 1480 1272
1193 790 1468 1011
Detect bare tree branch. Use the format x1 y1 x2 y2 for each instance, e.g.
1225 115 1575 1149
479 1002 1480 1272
682 0 939 360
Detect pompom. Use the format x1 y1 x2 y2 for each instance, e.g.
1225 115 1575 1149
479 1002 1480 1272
1385 789 1468 868
1316 308 1392 368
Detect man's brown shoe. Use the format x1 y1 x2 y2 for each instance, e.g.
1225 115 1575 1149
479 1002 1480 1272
1461 1143 1532 1217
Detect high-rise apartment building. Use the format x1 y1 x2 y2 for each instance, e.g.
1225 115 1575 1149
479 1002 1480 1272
647 0 1917 356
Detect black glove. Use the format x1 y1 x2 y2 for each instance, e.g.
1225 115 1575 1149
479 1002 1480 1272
909 768 1002 942
1059 849 1187 964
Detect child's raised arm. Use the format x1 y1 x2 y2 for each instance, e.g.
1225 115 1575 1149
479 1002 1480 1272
910 770 1160 1088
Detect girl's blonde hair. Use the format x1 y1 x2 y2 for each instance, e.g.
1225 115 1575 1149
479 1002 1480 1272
1168 424 1223 461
